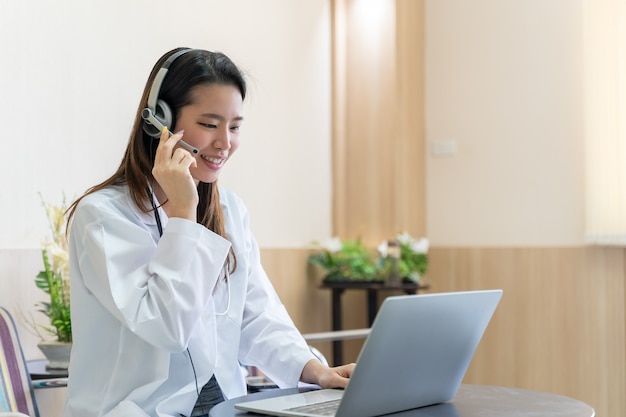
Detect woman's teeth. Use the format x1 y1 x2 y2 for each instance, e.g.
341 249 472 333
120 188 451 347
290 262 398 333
201 155 222 164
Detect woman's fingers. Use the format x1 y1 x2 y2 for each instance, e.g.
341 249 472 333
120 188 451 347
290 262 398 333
153 126 170 165
171 147 198 168
152 126 199 220
154 127 196 168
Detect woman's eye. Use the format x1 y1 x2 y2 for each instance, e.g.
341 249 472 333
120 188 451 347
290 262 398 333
199 123 217 129
231 125 241 132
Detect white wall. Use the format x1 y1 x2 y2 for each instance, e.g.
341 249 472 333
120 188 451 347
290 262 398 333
1 3 332 414
0 0 332 250
425 0 585 246
0 0 332 358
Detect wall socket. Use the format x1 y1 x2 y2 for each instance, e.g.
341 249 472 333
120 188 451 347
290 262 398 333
430 139 458 157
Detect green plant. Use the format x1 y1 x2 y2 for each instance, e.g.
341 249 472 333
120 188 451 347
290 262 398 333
35 195 72 343
36 250 72 342
378 233 429 283
308 238 379 281
309 233 429 283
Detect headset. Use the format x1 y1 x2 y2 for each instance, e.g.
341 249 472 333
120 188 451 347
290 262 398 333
141 48 199 155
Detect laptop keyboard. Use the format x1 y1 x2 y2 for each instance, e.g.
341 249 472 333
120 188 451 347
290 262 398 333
285 398 341 416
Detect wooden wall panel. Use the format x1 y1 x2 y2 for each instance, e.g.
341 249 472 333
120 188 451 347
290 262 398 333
260 248 368 361
259 248 331 334
331 0 426 245
395 0 426 236
262 246 625 417
427 246 626 417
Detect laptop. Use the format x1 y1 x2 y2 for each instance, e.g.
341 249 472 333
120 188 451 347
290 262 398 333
235 289 502 417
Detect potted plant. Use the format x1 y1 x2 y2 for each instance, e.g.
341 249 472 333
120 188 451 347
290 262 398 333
35 194 72 370
377 233 429 285
308 233 429 285
308 237 379 282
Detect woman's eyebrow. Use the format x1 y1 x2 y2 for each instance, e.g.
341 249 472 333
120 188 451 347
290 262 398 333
200 113 244 122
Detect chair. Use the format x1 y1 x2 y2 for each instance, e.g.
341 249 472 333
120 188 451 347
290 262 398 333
0 307 39 417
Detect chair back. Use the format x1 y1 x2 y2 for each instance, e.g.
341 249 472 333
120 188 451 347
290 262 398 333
0 307 39 417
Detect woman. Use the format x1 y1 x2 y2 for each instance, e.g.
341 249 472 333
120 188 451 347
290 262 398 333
64 48 354 417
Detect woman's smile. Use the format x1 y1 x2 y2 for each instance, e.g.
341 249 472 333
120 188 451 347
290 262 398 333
199 153 226 170
174 83 243 183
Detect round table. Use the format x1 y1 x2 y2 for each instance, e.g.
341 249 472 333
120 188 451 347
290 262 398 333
210 384 595 417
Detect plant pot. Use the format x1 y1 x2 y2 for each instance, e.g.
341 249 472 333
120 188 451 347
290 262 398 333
38 340 72 371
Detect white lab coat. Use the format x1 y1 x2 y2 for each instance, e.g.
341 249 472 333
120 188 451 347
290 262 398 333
63 185 316 417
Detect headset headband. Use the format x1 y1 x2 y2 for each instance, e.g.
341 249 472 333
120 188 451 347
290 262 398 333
145 48 193 112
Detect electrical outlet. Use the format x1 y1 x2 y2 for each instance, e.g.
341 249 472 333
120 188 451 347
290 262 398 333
430 139 458 157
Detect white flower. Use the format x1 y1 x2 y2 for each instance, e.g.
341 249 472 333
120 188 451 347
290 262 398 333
395 232 429 254
47 242 70 278
377 240 388 257
320 237 342 253
396 232 413 245
411 238 429 254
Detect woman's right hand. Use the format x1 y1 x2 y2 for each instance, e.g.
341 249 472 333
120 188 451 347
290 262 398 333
152 126 199 221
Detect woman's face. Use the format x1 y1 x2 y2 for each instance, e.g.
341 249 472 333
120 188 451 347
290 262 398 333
174 83 244 184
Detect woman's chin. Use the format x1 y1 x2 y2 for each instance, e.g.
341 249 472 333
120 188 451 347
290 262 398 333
194 175 219 185
190 166 221 185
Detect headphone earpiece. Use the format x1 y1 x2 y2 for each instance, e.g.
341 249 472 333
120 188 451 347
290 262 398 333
141 48 192 138
143 99 173 138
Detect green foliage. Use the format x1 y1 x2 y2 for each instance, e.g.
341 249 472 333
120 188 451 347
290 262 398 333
309 234 429 283
36 193 72 344
308 239 379 282
36 249 72 343
397 241 428 283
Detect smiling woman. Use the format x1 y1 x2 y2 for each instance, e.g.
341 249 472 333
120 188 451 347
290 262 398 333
60 48 354 417
166 84 244 186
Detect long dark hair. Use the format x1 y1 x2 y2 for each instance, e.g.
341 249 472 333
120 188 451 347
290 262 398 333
67 48 246 273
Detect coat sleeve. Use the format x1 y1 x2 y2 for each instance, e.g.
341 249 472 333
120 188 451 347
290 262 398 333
234 206 316 387
70 195 231 352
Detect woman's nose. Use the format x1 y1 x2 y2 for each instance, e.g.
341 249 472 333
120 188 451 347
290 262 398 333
213 129 231 150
